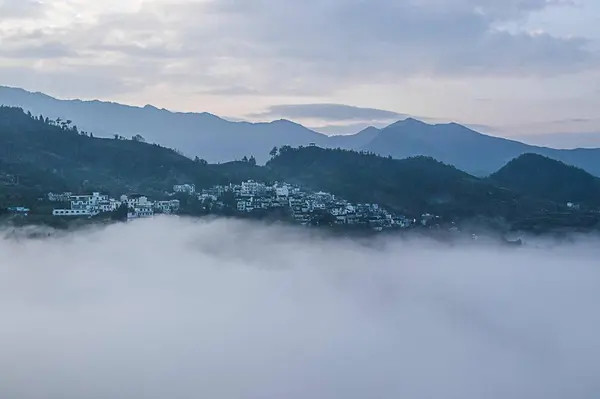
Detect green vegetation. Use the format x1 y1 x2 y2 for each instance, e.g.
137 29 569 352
0 106 273 201
267 146 555 220
489 153 600 206
1 106 600 233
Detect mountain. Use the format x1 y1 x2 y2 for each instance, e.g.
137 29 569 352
489 153 600 206
3 86 600 177
326 126 381 149
0 86 328 163
267 146 553 219
0 106 273 202
1 106 594 229
363 119 600 176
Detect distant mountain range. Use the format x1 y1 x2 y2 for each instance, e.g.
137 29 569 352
362 119 600 176
2 85 600 176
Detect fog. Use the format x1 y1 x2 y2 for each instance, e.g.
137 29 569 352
1 217 599 399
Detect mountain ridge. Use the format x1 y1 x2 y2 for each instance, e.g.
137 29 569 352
489 153 600 205
2 106 600 230
363 119 600 176
3 86 600 176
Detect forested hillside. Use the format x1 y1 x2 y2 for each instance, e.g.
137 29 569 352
489 153 600 205
4 86 600 174
0 107 271 199
2 107 599 226
267 146 555 219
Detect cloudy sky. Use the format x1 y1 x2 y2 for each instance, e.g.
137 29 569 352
0 0 599 135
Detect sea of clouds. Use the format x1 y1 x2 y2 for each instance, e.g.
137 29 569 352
1 216 599 399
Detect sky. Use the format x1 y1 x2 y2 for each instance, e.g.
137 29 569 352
0 0 599 136
1 217 600 398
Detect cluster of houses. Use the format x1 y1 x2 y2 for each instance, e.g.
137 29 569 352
185 180 415 230
47 181 436 229
48 192 180 219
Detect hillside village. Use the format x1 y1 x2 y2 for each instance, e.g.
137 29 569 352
48 191 180 219
47 180 417 230
194 180 415 229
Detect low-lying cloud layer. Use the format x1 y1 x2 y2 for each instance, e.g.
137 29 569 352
1 217 599 399
250 103 408 122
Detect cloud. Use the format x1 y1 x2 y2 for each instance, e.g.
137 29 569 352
1 217 600 399
0 64 149 99
251 104 407 122
202 0 596 80
0 0 46 19
0 41 74 59
198 86 260 96
517 131 600 149
0 0 597 101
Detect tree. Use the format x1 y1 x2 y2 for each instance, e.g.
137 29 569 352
242 156 248 163
269 146 278 158
90 132 94 138
114 134 119 140
194 156 208 165
249 155 257 166
132 134 146 143
111 203 130 222
279 145 292 154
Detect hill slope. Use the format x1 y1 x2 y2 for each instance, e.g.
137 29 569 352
363 119 600 176
489 153 600 206
4 86 600 176
0 86 329 163
0 106 273 197
267 146 552 219
0 109 588 228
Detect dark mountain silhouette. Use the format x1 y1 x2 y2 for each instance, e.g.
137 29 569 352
0 106 272 197
363 119 600 176
2 86 600 176
3 106 597 230
489 153 600 206
267 146 554 219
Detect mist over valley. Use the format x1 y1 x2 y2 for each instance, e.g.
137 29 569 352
1 217 599 399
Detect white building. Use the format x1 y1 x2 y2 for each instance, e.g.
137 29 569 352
155 200 180 214
47 192 72 202
128 202 154 219
97 199 120 213
52 209 94 217
198 193 218 202
275 185 290 198
51 191 180 219
53 192 110 217
241 180 263 197
126 195 151 208
173 184 196 195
